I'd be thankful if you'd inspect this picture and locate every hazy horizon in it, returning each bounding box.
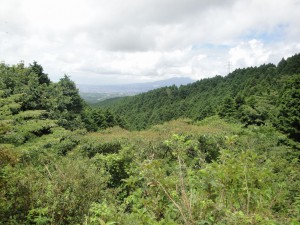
[1,0,300,85]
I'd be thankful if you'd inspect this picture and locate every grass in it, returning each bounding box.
[85,116,242,147]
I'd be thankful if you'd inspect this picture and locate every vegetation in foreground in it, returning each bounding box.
[0,56,300,224]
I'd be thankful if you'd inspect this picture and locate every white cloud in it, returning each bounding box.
[0,0,300,84]
[229,39,271,69]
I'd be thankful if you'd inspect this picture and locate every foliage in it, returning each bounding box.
[95,54,300,137]
[277,74,300,141]
[29,61,51,85]
[1,56,300,224]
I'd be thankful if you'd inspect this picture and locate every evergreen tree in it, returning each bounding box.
[29,61,50,85]
[278,74,300,141]
[219,96,236,119]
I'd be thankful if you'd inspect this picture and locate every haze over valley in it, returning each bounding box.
[78,77,195,103]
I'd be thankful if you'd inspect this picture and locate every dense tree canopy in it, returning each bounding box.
[0,62,125,131]
[96,54,300,139]
[278,74,300,140]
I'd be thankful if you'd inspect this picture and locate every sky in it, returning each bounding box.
[1,0,300,85]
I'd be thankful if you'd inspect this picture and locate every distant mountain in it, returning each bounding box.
[78,77,195,103]
[143,77,196,89]
[78,77,195,94]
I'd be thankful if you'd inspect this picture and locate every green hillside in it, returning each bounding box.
[1,57,300,224]
[96,54,300,141]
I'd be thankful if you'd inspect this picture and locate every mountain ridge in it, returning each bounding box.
[94,53,300,136]
[78,77,195,93]
[79,77,195,103]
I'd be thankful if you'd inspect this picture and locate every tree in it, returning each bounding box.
[219,96,236,119]
[278,74,300,141]
[57,75,83,112]
[92,109,108,129]
[277,58,287,74]
[29,61,50,85]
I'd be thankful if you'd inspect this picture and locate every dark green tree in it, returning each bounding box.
[277,58,287,74]
[57,75,84,113]
[278,74,300,141]
[29,61,50,85]
[92,109,108,129]
[219,96,236,119]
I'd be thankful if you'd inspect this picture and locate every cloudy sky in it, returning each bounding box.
[1,0,300,85]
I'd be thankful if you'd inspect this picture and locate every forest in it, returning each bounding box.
[0,54,300,224]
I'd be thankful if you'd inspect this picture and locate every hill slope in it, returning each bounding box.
[79,77,195,103]
[1,59,300,224]
[96,53,300,141]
